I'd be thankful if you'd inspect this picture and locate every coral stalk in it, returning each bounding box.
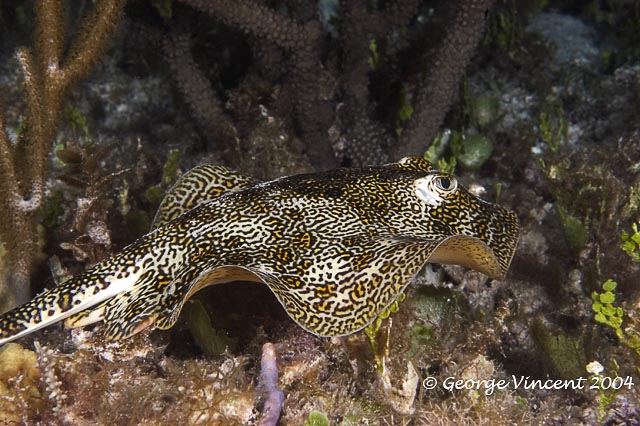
[396,0,496,159]
[159,29,240,162]
[178,0,337,169]
[0,0,126,312]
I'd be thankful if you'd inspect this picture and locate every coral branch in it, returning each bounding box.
[0,0,126,311]
[12,184,44,213]
[288,46,338,169]
[182,0,315,50]
[65,0,126,87]
[338,0,404,166]
[178,0,337,169]
[16,48,46,189]
[160,29,239,160]
[34,0,64,74]
[0,114,20,201]
[396,0,496,159]
[163,0,494,167]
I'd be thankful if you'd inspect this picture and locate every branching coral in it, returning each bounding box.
[0,1,126,312]
[177,0,337,168]
[159,28,241,163]
[397,0,496,159]
[137,0,495,169]
[339,0,422,166]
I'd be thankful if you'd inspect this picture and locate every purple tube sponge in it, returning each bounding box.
[258,342,284,426]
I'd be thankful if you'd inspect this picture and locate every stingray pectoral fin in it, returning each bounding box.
[99,265,264,339]
[150,264,327,337]
[153,265,266,331]
[100,270,175,340]
[264,239,441,337]
[64,300,109,328]
[427,235,506,280]
[152,164,260,228]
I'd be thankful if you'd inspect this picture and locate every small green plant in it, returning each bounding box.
[453,133,493,170]
[585,360,633,422]
[483,0,547,59]
[423,127,493,173]
[185,299,237,356]
[469,96,500,129]
[556,204,588,254]
[368,39,380,70]
[305,410,329,426]
[586,359,635,421]
[365,293,405,373]
[151,0,174,20]
[423,130,451,164]
[146,149,183,204]
[65,105,92,142]
[162,149,183,186]
[409,323,434,354]
[539,101,568,154]
[591,280,640,357]
[395,85,414,137]
[38,190,66,228]
[592,280,623,330]
[483,3,520,58]
[621,222,640,263]
[436,156,457,175]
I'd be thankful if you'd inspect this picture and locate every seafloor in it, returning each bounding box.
[0,1,639,425]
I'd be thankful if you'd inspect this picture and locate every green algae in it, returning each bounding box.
[305,410,330,426]
[532,318,587,380]
[185,299,237,356]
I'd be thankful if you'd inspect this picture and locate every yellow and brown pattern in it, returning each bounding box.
[0,157,519,344]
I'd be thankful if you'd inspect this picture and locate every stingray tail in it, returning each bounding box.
[0,257,145,346]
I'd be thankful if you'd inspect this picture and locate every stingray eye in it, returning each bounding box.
[436,177,452,191]
[414,174,458,206]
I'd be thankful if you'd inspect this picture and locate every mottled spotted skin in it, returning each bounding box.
[0,157,519,344]
[151,164,259,227]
